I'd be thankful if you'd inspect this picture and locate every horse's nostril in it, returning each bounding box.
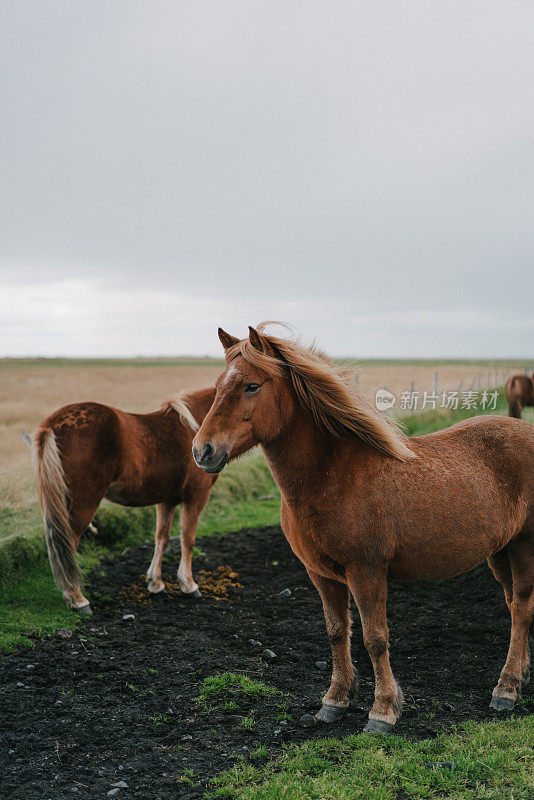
[202,442,215,463]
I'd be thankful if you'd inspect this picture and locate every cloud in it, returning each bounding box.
[2,278,531,358]
[0,2,533,356]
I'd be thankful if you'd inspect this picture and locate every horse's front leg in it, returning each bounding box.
[306,569,356,723]
[347,565,403,734]
[146,503,175,593]
[176,500,204,597]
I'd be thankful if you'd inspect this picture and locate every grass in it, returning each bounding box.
[197,672,284,704]
[209,717,534,799]
[0,540,109,650]
[195,672,288,738]
[0,561,82,650]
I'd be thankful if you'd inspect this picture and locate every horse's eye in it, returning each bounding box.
[244,383,260,394]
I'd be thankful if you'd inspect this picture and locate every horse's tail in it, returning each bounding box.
[33,427,81,595]
[506,377,522,419]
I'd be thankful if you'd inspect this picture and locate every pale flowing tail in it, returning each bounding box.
[32,428,81,597]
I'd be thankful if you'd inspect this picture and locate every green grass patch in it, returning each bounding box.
[197,672,284,706]
[196,672,288,721]
[0,523,47,585]
[209,717,534,799]
[0,560,80,650]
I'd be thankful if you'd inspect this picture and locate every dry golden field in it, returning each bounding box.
[1,360,224,509]
[0,357,529,509]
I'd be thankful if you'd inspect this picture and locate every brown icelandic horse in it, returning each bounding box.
[33,386,217,614]
[192,325,534,733]
[506,373,534,419]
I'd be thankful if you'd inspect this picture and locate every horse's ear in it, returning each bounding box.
[247,326,264,351]
[248,326,274,356]
[218,328,239,351]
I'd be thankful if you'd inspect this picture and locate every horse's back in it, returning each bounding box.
[413,414,534,510]
[105,407,196,506]
[40,401,122,457]
[417,413,534,447]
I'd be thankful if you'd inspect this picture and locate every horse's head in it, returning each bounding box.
[192,326,291,473]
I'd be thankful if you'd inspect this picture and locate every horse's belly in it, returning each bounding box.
[384,480,526,580]
[105,480,180,507]
[389,531,503,580]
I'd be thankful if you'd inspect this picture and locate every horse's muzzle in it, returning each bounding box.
[192,442,229,473]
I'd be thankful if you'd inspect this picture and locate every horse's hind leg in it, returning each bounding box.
[491,531,534,710]
[487,548,530,683]
[488,548,513,610]
[146,504,176,593]
[305,569,356,724]
[508,399,523,419]
[65,504,101,613]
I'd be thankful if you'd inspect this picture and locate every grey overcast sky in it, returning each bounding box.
[1,1,533,358]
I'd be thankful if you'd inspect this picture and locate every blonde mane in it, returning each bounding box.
[227,324,415,461]
[161,391,199,432]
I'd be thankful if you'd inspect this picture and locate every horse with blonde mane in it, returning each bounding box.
[33,386,216,613]
[193,324,534,732]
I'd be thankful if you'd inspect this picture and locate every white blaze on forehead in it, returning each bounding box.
[220,363,240,387]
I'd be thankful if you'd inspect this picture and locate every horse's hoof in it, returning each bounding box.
[299,713,318,728]
[147,581,166,594]
[77,604,92,615]
[489,695,514,711]
[364,717,394,734]
[182,588,202,598]
[315,704,346,723]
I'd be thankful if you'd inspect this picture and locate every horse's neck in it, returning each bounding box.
[262,406,343,504]
[188,387,217,424]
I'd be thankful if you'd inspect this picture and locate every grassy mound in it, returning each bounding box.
[209,717,534,799]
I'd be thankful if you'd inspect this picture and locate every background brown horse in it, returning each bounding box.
[33,386,216,613]
[193,325,534,733]
[506,373,534,418]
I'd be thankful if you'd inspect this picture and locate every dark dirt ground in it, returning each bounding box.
[1,525,532,800]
